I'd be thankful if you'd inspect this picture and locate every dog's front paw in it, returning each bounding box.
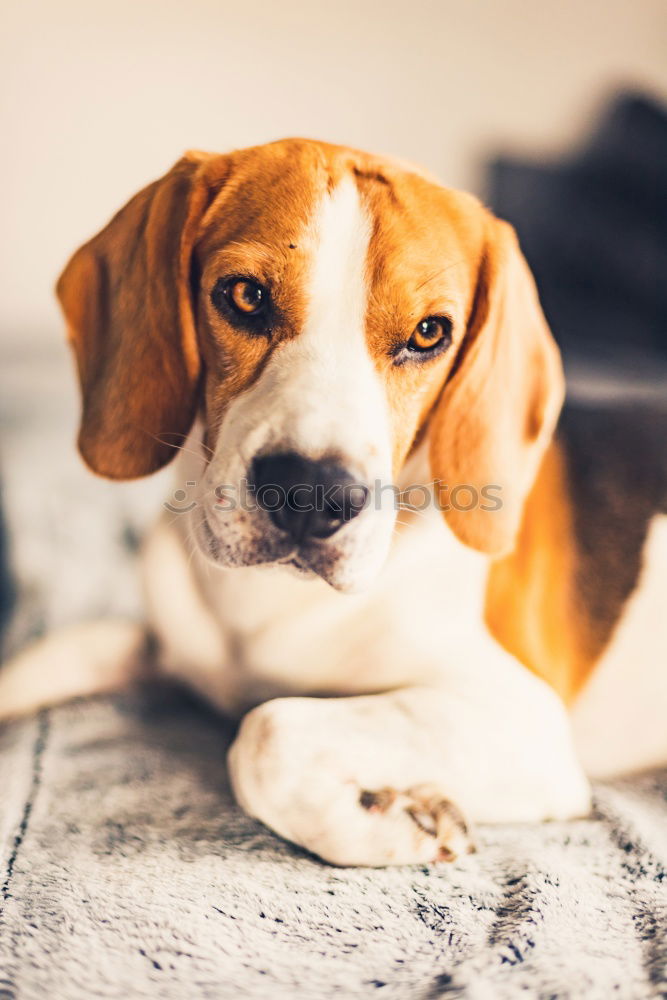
[227,698,474,867]
[359,784,474,863]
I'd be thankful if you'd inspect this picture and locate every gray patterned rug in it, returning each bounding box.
[1,684,666,1000]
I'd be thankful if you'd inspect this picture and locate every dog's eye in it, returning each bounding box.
[392,316,453,366]
[408,316,452,354]
[228,278,265,315]
[211,276,270,326]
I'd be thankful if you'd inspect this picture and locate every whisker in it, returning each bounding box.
[415,259,464,292]
[148,431,212,466]
[395,479,439,498]
[185,510,205,572]
[396,506,431,520]
[164,509,186,530]
[134,424,214,466]
[163,430,215,459]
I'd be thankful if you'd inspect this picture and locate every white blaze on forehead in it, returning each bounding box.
[305,175,372,351]
[272,173,391,471]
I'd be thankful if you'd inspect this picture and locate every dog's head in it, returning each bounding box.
[57,139,563,592]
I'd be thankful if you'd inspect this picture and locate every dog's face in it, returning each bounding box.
[57,140,563,592]
[192,147,484,591]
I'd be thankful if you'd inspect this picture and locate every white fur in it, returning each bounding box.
[194,177,395,592]
[0,621,145,721]
[228,679,589,867]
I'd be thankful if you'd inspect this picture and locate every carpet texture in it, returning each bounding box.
[1,685,666,1000]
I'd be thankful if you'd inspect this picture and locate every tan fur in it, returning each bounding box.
[356,168,484,471]
[56,153,227,478]
[429,218,564,556]
[485,441,595,702]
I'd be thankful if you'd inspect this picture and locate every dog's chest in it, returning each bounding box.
[148,508,491,715]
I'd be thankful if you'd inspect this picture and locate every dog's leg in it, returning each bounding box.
[228,663,591,867]
[0,620,148,722]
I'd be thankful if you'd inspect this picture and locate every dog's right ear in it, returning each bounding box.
[56,152,229,479]
[428,214,564,556]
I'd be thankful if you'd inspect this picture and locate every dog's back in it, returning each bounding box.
[562,398,667,775]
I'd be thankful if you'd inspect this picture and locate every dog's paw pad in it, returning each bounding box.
[360,782,475,862]
[358,787,398,813]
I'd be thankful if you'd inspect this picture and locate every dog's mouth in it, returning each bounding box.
[195,510,328,581]
[192,495,393,594]
[278,554,318,579]
[281,555,307,570]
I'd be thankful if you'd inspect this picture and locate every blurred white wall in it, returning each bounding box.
[2,0,666,339]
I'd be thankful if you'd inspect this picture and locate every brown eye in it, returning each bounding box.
[211,276,270,327]
[228,278,264,314]
[407,316,453,354]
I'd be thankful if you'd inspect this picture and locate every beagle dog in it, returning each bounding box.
[1,139,666,866]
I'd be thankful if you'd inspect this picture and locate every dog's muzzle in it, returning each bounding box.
[250,452,370,545]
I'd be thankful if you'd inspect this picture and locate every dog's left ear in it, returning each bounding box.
[429,214,564,556]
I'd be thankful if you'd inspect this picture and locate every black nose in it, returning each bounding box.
[251,452,370,543]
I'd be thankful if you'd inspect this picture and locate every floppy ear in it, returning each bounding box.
[56,152,226,479]
[429,215,564,556]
